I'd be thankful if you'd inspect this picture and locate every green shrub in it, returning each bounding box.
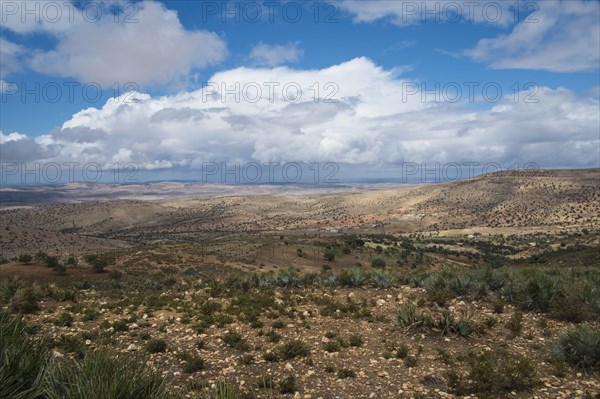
[550,325,600,371]
[324,340,341,353]
[18,254,33,264]
[55,311,74,327]
[91,258,109,274]
[395,343,410,359]
[277,340,310,360]
[112,319,128,333]
[222,331,250,351]
[323,251,335,262]
[451,349,537,395]
[507,311,523,338]
[349,334,364,347]
[145,339,167,353]
[371,258,386,268]
[43,349,171,399]
[278,375,296,394]
[0,311,48,399]
[179,351,204,373]
[336,368,356,379]
[265,330,281,343]
[9,286,40,314]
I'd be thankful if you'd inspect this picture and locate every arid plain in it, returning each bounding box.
[1,169,599,398]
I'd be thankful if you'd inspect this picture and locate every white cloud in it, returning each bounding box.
[1,1,227,87]
[9,58,598,171]
[466,0,600,72]
[339,0,516,26]
[0,131,27,144]
[0,37,24,79]
[249,42,304,66]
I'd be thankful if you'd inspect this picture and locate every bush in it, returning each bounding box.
[222,331,250,351]
[324,340,341,353]
[145,339,167,353]
[9,286,39,314]
[43,349,172,399]
[371,258,386,269]
[450,349,537,395]
[109,270,122,281]
[179,351,204,373]
[278,375,296,394]
[0,311,48,399]
[18,254,33,264]
[91,258,108,274]
[44,256,60,268]
[550,325,600,371]
[277,340,310,360]
[336,368,356,379]
[55,311,74,327]
[323,251,335,262]
[349,334,364,347]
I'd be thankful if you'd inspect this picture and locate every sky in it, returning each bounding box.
[0,0,599,184]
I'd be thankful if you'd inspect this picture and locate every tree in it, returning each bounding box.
[35,251,48,262]
[83,254,98,264]
[91,258,108,273]
[18,254,32,264]
[65,256,78,266]
[44,256,59,268]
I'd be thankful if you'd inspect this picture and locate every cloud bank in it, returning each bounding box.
[2,58,598,172]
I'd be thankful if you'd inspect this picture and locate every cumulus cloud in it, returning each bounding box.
[250,42,304,66]
[466,0,599,72]
[9,58,599,172]
[0,37,24,79]
[0,130,50,162]
[1,0,227,86]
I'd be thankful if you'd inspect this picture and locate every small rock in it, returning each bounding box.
[127,344,138,352]
[285,363,294,371]
[85,339,92,346]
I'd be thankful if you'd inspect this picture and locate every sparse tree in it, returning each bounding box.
[18,254,32,264]
[91,258,108,273]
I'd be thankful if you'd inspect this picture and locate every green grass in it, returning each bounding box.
[43,350,172,399]
[0,310,47,399]
[550,324,600,371]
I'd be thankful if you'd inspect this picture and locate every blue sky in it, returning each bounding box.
[1,0,599,183]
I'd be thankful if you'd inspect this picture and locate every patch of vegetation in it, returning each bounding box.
[448,349,537,395]
[43,349,172,399]
[145,338,167,353]
[276,340,310,360]
[549,324,600,371]
[222,331,250,351]
[179,351,205,373]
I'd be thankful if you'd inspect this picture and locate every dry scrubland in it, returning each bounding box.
[1,169,599,399]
